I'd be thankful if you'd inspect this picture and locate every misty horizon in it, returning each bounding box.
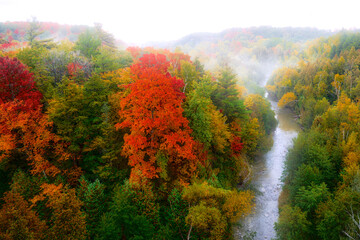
[1,0,359,44]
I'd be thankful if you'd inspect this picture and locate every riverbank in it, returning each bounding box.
[237,95,301,240]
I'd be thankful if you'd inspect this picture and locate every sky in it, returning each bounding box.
[0,0,359,45]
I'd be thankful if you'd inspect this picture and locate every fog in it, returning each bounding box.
[0,0,359,44]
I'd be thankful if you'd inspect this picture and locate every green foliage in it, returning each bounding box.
[275,205,311,240]
[48,75,108,175]
[96,181,156,240]
[26,18,54,49]
[211,66,248,122]
[0,34,276,239]
[75,30,101,59]
[78,178,106,239]
[276,32,360,239]
[93,47,132,73]
[184,75,215,148]
[295,183,330,216]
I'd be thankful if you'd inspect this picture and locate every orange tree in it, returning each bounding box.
[116,54,201,186]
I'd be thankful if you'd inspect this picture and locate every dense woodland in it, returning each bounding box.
[0,20,278,239]
[267,33,360,239]
[2,19,360,240]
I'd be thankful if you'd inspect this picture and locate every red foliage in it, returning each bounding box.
[168,52,191,71]
[127,46,142,59]
[132,53,170,74]
[7,35,13,42]
[231,136,244,156]
[117,54,199,185]
[0,42,20,50]
[0,57,42,110]
[67,62,83,78]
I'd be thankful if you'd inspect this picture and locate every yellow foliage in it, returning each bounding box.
[237,118,263,155]
[266,84,276,94]
[278,92,297,108]
[32,183,87,239]
[186,204,227,240]
[235,84,247,99]
[209,105,231,153]
[343,152,360,167]
[343,164,360,184]
[222,190,254,223]
[342,132,359,155]
[183,181,254,239]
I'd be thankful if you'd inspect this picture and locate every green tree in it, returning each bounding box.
[96,181,156,240]
[75,30,101,59]
[211,66,247,122]
[275,205,311,240]
[26,18,54,48]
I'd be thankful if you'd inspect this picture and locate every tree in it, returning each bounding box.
[0,102,69,178]
[278,92,297,108]
[96,181,156,240]
[332,74,345,100]
[48,75,108,174]
[0,56,42,110]
[32,183,87,240]
[184,75,227,150]
[26,18,53,48]
[75,30,101,59]
[0,191,47,240]
[182,181,254,240]
[211,66,247,122]
[94,23,116,49]
[244,94,276,134]
[275,205,311,240]
[78,178,106,238]
[116,54,199,185]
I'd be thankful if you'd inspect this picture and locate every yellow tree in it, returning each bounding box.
[332,74,345,100]
[32,183,87,240]
[182,181,254,240]
[278,92,297,108]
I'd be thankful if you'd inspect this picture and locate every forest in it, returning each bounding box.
[1,19,360,240]
[0,20,277,239]
[267,32,360,239]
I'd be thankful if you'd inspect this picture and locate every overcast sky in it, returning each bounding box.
[0,0,359,45]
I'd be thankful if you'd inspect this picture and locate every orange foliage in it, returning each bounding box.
[116,54,199,185]
[278,92,297,108]
[0,191,47,240]
[32,183,87,239]
[0,102,70,177]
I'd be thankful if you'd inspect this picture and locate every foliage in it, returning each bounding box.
[0,56,42,110]
[116,54,199,186]
[0,191,47,240]
[0,25,279,239]
[275,32,360,239]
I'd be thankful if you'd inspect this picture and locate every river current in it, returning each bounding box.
[237,93,301,240]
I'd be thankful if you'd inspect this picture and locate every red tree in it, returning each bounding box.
[67,62,83,78]
[116,54,199,185]
[230,136,244,156]
[0,57,42,110]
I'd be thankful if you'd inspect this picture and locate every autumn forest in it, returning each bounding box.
[0,19,360,240]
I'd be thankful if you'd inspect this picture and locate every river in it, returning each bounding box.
[237,93,301,240]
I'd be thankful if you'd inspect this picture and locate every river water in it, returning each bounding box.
[237,94,301,240]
